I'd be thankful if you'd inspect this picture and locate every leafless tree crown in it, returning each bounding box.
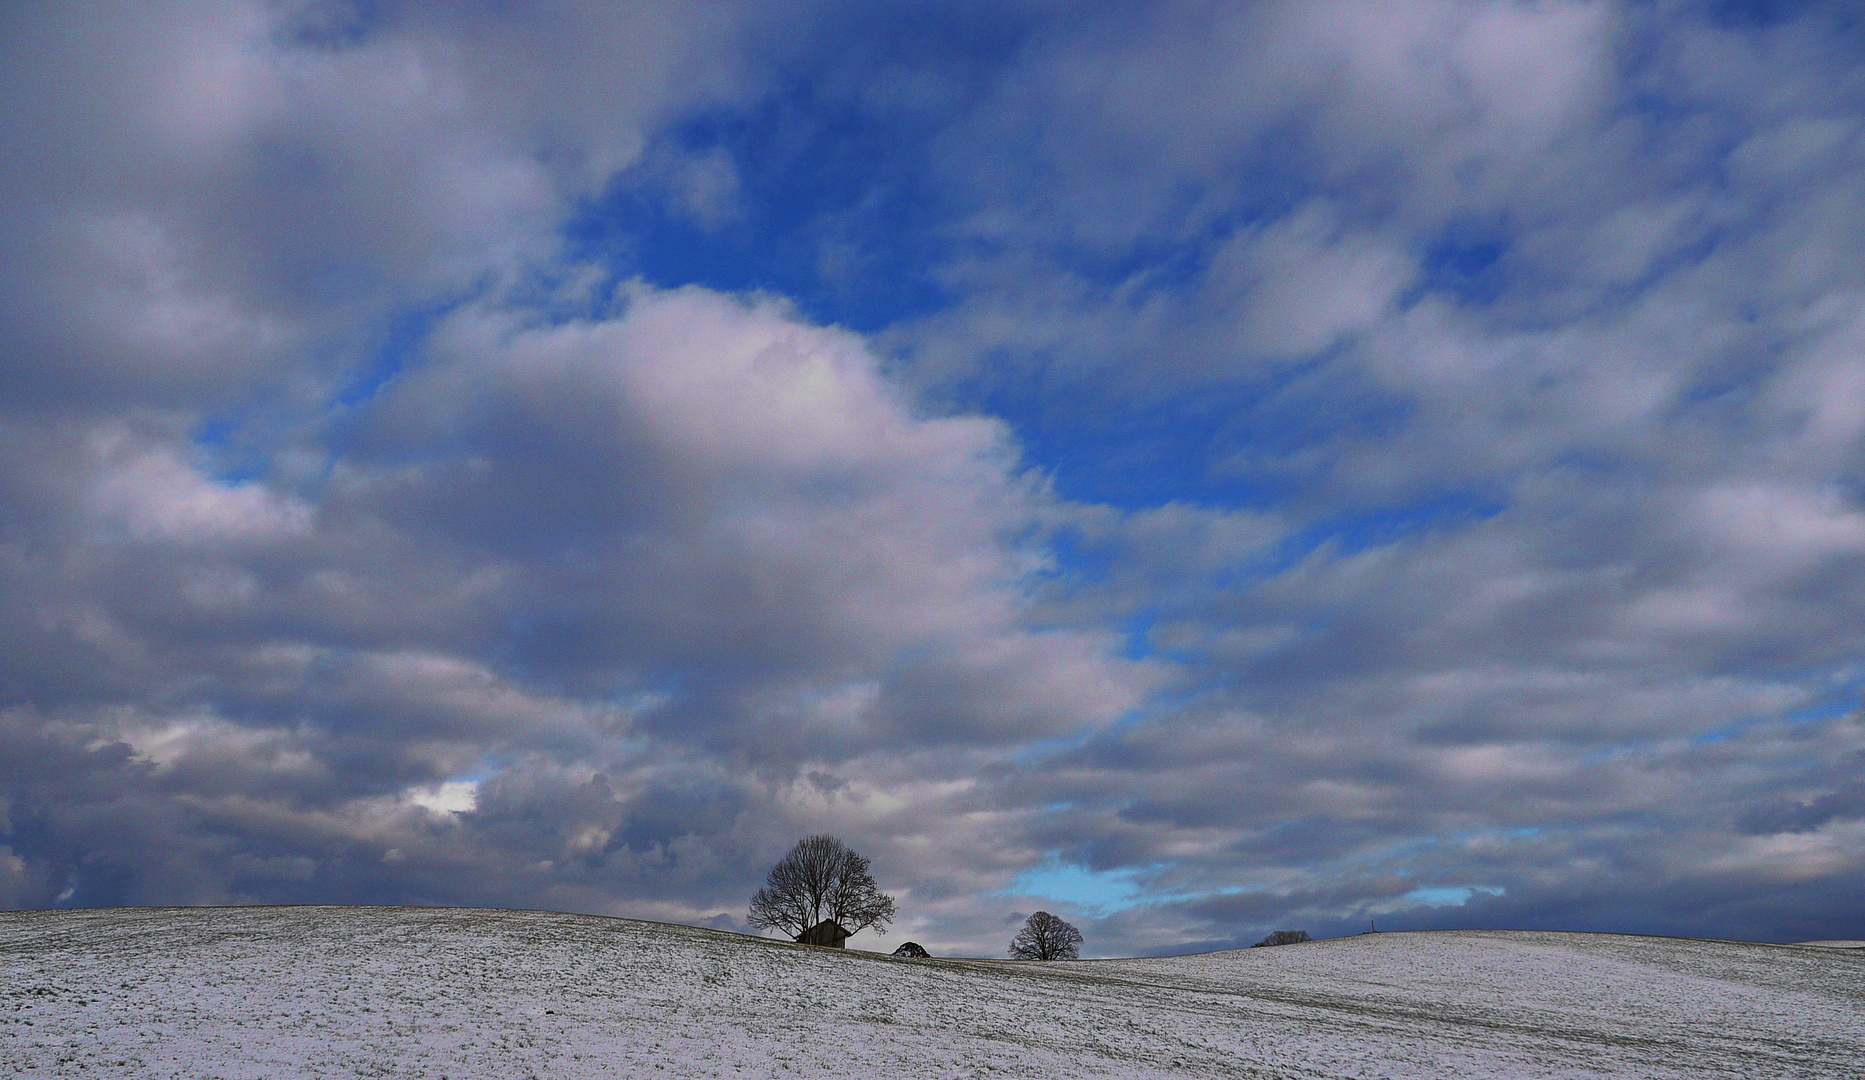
[1008,910,1082,960]
[747,834,896,939]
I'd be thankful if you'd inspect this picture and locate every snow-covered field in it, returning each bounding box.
[3,906,1860,1078]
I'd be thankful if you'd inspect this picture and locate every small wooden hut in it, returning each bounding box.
[795,919,851,948]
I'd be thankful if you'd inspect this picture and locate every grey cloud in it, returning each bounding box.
[3,0,1131,928]
[0,0,773,415]
[1739,778,1865,836]
[0,277,1156,924]
[335,287,1158,750]
[896,0,1865,936]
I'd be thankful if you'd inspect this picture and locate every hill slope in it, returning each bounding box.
[3,906,1861,1078]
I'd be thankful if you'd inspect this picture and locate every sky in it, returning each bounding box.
[1,0,1862,958]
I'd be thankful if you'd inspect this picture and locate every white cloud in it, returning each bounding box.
[406,780,479,817]
[87,440,314,544]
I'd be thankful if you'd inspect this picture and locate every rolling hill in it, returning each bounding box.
[3,906,1860,1078]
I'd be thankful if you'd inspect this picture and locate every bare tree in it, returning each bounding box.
[1253,929,1310,947]
[747,835,896,939]
[1008,910,1082,960]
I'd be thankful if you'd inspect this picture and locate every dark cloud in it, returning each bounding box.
[1740,779,1865,836]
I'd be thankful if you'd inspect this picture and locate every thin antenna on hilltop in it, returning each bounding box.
[1369,918,1378,934]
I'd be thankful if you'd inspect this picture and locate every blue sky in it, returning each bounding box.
[1,0,1863,956]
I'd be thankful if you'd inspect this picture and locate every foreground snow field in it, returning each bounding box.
[3,907,1860,1079]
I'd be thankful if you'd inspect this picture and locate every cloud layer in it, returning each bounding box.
[2,0,1863,955]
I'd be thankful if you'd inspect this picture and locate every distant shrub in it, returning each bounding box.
[1253,929,1310,947]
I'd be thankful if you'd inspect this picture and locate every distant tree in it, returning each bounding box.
[1253,929,1310,947]
[747,835,896,939]
[1009,911,1082,960]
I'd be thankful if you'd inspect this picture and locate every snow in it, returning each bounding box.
[3,907,1861,1078]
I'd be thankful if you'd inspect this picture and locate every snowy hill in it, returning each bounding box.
[4,906,1861,1078]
